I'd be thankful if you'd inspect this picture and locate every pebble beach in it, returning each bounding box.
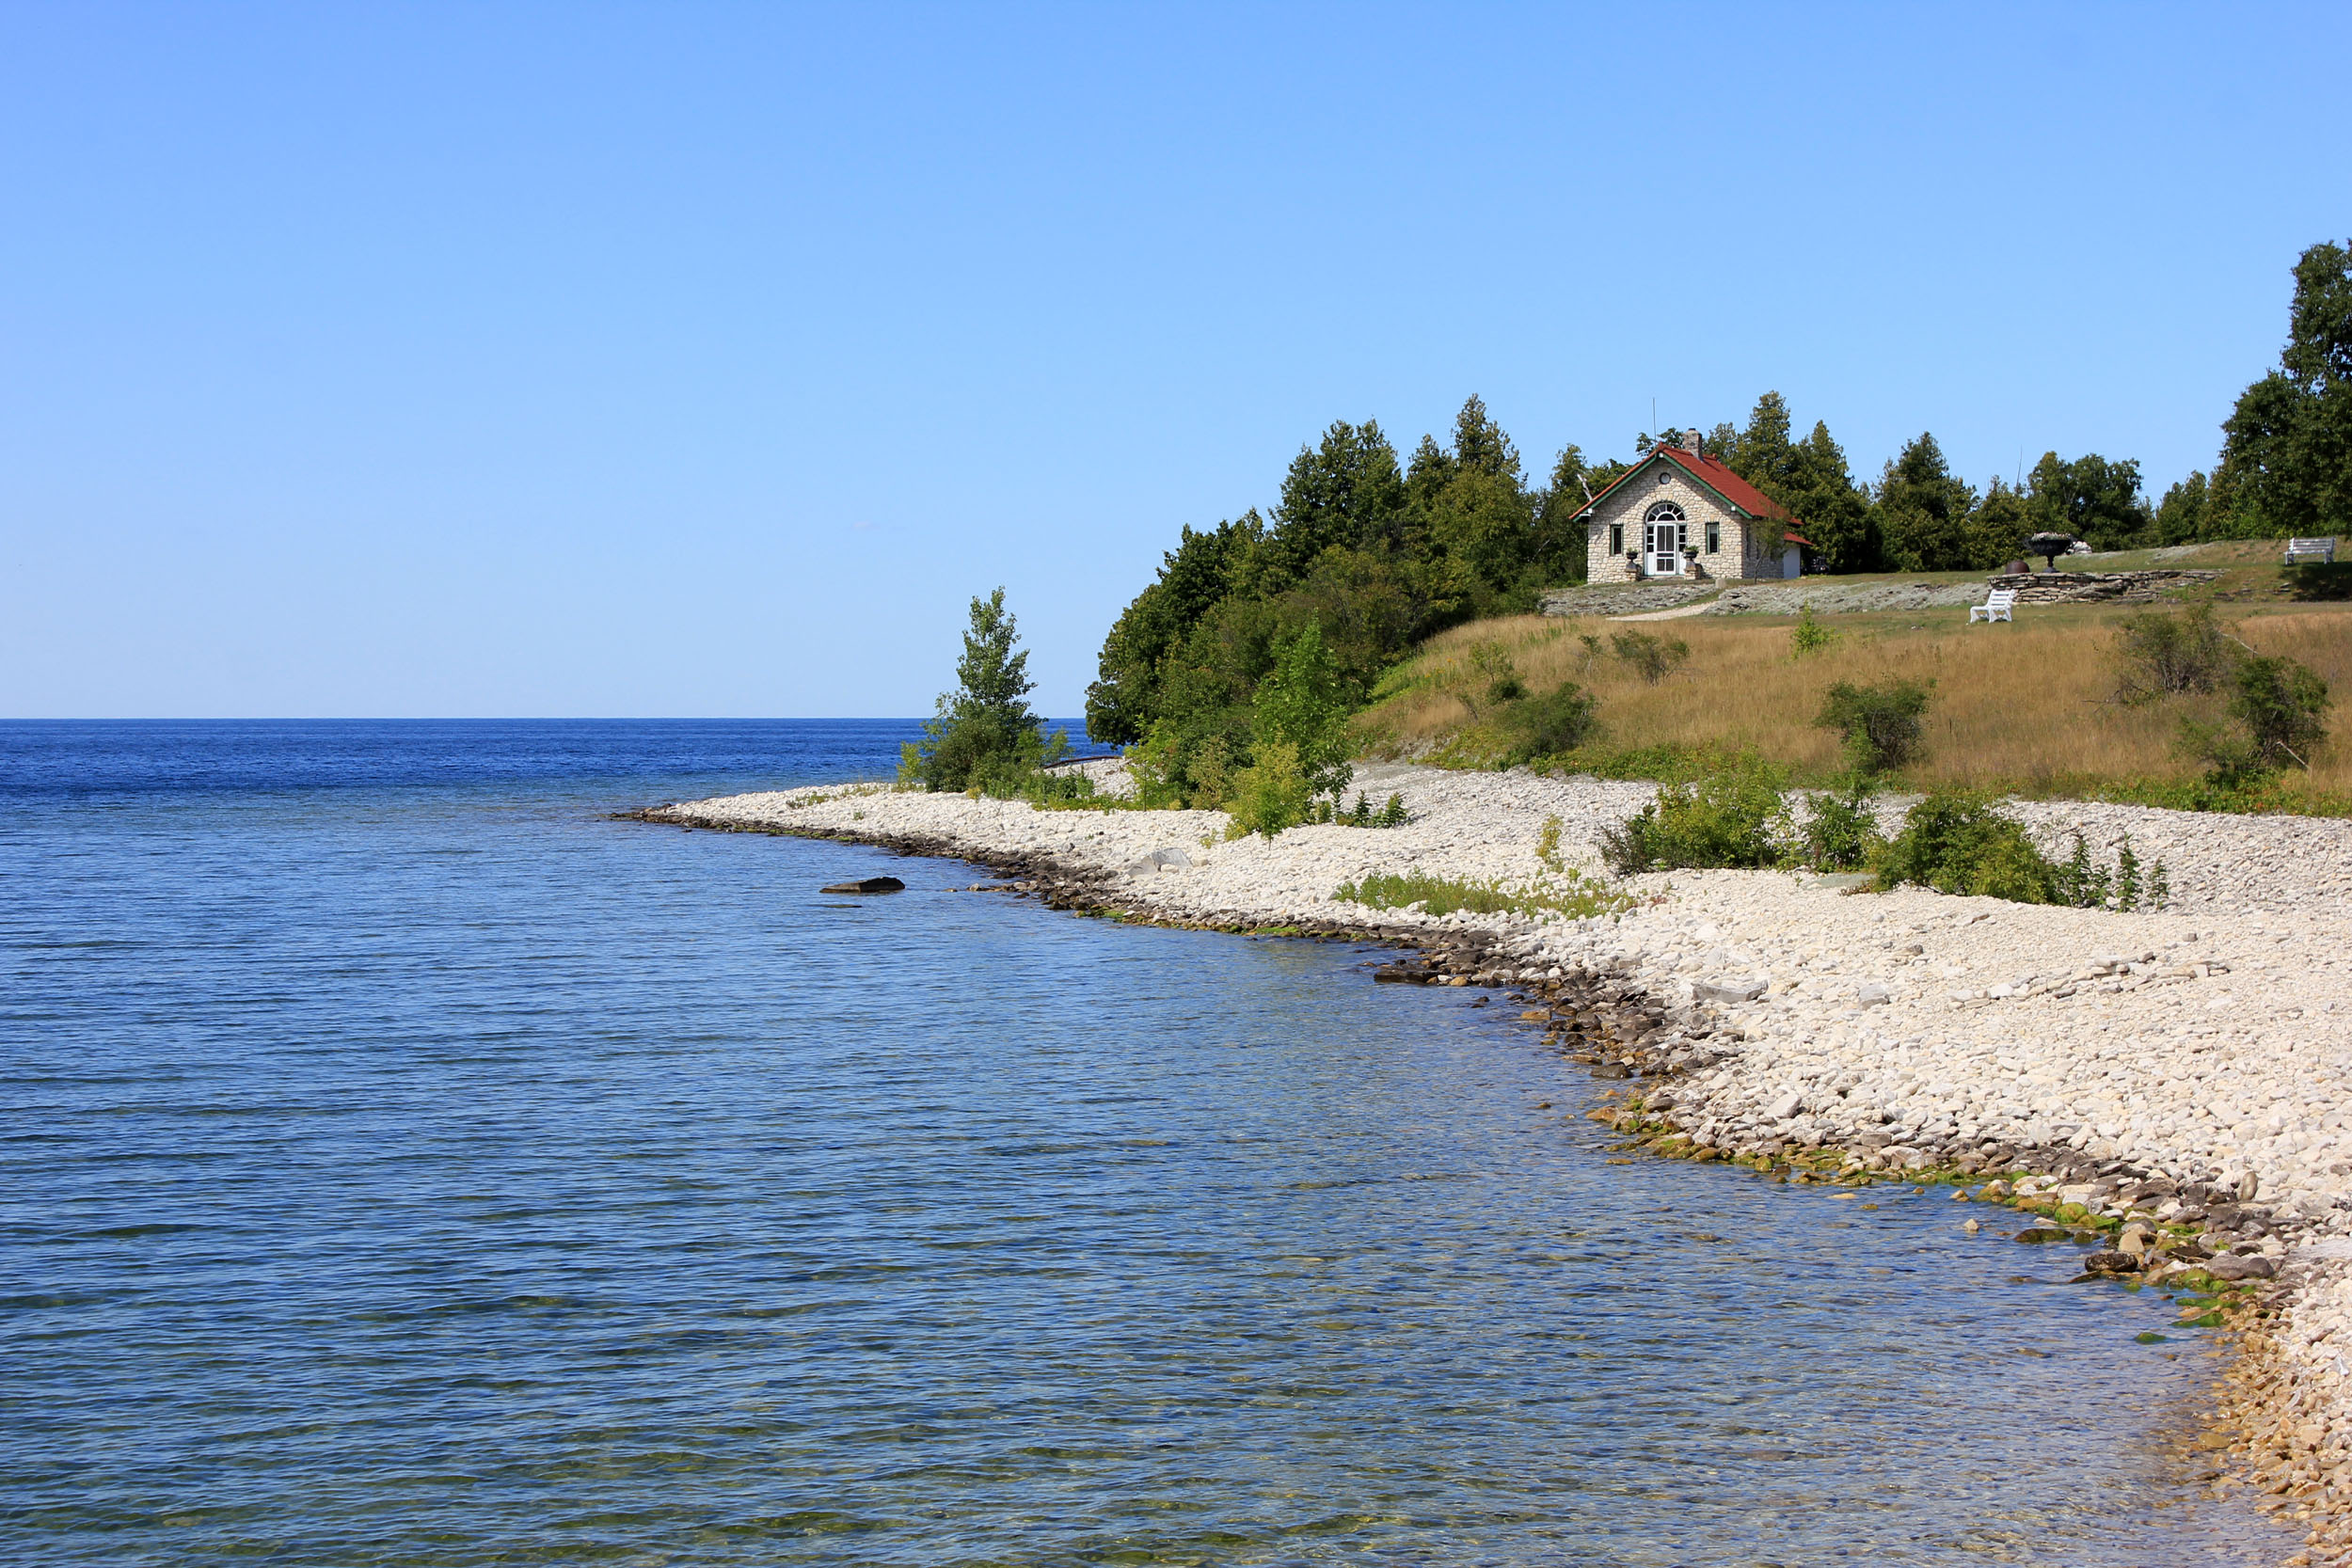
[648,762,2352,1563]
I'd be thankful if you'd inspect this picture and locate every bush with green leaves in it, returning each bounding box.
[1814,679,1933,775]
[1798,776,1883,871]
[2114,602,2235,704]
[1214,622,1360,837]
[1872,790,2056,900]
[1498,679,1600,766]
[1610,629,1690,684]
[1342,791,1409,828]
[1875,790,2168,908]
[1598,752,1791,875]
[1470,643,1525,707]
[1789,602,1843,657]
[2177,653,2331,784]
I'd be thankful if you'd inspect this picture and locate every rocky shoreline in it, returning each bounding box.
[631,762,2352,1563]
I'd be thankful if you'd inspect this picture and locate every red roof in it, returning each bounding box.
[1656,446,1789,521]
[1576,444,1795,526]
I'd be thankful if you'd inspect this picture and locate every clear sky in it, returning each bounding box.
[3,2,2345,719]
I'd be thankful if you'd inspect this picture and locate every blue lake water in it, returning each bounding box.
[0,721,2290,1565]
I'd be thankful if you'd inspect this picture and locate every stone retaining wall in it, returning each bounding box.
[1988,569,2224,603]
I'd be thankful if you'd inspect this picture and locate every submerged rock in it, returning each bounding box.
[820,877,906,895]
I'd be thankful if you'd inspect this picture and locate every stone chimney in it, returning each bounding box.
[1684,428,1703,452]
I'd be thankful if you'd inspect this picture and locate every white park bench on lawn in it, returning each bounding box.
[1969,588,2017,624]
[2284,537,2338,564]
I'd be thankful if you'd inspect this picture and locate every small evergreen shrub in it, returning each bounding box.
[1815,679,1933,775]
[1874,790,2054,900]
[1341,791,1412,828]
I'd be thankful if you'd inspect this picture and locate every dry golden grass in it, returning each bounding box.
[1356,602,2352,796]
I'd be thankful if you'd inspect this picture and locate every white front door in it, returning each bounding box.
[1646,518,1682,576]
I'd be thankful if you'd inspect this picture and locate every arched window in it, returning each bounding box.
[1642,501,1687,575]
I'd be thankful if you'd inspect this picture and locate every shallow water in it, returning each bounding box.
[0,722,2290,1564]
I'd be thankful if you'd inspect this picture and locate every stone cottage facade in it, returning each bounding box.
[1578,435,1806,584]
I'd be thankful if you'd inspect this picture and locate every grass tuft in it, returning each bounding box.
[1330,868,1634,921]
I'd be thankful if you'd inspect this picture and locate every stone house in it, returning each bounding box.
[1577,433,1807,583]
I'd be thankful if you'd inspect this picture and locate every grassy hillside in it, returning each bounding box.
[1356,595,2352,811]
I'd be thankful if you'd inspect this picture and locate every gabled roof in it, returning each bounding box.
[1576,444,1792,524]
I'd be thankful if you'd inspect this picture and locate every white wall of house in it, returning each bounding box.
[1583,463,1781,582]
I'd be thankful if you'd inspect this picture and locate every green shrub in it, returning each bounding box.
[1789,602,1843,657]
[1535,813,1565,872]
[1340,790,1411,828]
[1500,680,1600,765]
[1611,629,1690,684]
[1798,777,1883,871]
[1253,621,1357,802]
[1599,752,1791,874]
[1875,791,2167,908]
[1331,868,1632,921]
[2114,602,2235,703]
[2230,654,2330,769]
[1224,739,1311,839]
[1815,679,1933,775]
[1874,790,2050,898]
[2177,654,2330,785]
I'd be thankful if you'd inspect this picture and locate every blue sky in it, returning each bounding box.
[2,2,2345,718]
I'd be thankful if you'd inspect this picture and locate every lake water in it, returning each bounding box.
[0,721,2289,1565]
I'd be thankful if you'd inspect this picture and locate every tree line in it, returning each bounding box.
[1085,239,2351,787]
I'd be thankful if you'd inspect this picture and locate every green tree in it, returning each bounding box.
[1531,443,1597,584]
[1250,621,1355,801]
[1964,477,2036,569]
[1874,433,1979,572]
[1266,420,1406,582]
[1086,515,1257,744]
[906,588,1061,791]
[2153,470,2211,545]
[2027,451,2152,551]
[2217,240,2352,537]
[1720,395,1876,574]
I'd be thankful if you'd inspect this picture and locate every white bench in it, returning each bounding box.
[1969,588,2017,624]
[2285,537,2338,564]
